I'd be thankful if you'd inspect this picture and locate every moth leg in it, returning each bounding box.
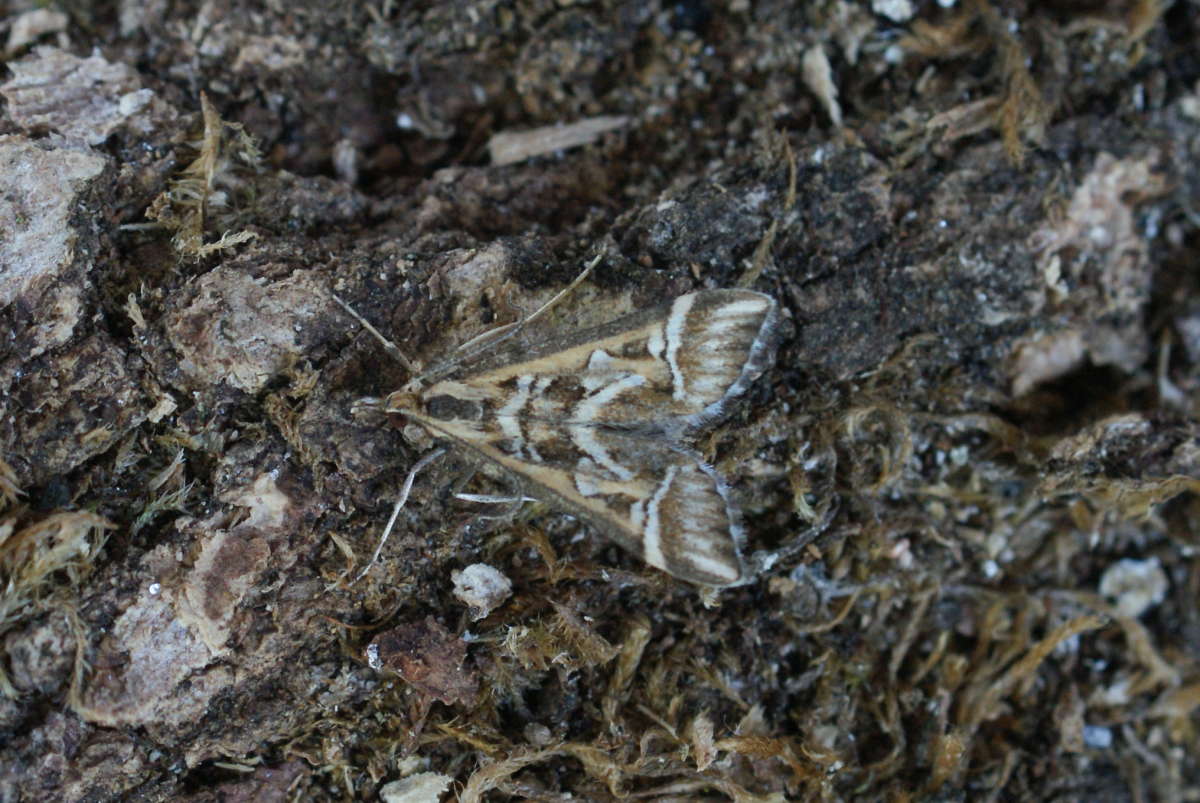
[350,446,447,584]
[454,474,532,520]
[448,469,529,517]
[520,253,601,328]
[330,293,420,374]
[455,492,529,504]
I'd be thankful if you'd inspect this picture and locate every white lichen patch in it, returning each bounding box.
[1099,557,1168,618]
[452,564,513,620]
[0,137,105,310]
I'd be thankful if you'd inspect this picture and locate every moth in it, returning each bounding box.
[340,277,780,587]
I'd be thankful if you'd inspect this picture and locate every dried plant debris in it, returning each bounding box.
[487,115,630,166]
[0,506,112,698]
[145,93,261,257]
[0,458,22,510]
[5,9,69,53]
[801,45,842,129]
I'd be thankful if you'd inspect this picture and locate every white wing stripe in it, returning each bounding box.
[497,375,534,454]
[641,466,677,570]
[569,373,646,480]
[665,294,696,402]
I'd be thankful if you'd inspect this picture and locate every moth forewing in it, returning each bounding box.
[379,287,780,587]
[436,289,780,426]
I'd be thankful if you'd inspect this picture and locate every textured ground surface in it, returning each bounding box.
[1,1,1198,800]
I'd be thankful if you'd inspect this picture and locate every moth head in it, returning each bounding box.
[383,388,421,416]
[382,376,424,413]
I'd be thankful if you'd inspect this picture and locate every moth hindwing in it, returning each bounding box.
[387,288,780,587]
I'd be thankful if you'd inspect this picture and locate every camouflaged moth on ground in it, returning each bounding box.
[339,273,780,587]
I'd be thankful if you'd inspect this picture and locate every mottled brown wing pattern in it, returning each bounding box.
[387,289,779,586]
[434,290,778,429]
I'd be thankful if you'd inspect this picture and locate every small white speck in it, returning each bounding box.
[1088,224,1112,246]
[1098,677,1132,706]
[1083,725,1112,749]
[982,559,1000,579]
[366,642,381,670]
[396,112,415,130]
[872,0,914,23]
[148,582,161,595]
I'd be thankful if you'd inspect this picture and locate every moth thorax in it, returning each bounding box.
[422,393,484,422]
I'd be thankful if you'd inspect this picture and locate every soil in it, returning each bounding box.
[1,1,1198,800]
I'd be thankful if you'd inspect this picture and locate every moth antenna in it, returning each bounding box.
[521,253,600,328]
[454,467,531,518]
[450,254,602,363]
[450,319,521,356]
[350,446,447,584]
[331,293,420,375]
